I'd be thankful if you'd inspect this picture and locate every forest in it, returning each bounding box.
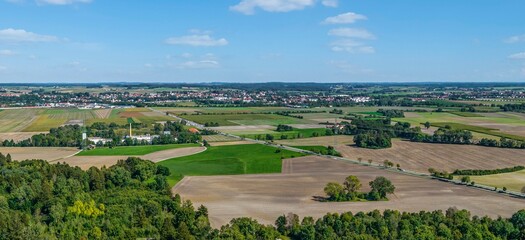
[1,154,525,239]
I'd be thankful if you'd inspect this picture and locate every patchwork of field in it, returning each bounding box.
[56,146,206,170]
[335,140,525,173]
[174,156,525,227]
[159,144,306,185]
[182,113,311,126]
[467,170,525,192]
[0,147,79,161]
[393,111,525,140]
[156,106,292,115]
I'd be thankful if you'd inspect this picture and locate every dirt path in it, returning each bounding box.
[173,156,525,228]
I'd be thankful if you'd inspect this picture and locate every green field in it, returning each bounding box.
[448,112,484,117]
[158,144,306,185]
[0,109,44,132]
[239,128,330,140]
[182,113,308,126]
[431,122,525,141]
[465,170,525,192]
[77,143,199,156]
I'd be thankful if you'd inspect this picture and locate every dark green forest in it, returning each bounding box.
[1,154,525,239]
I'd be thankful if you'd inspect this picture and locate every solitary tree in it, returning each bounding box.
[424,121,431,129]
[343,175,361,194]
[461,176,471,184]
[369,177,396,199]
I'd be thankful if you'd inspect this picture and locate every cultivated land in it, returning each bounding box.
[181,113,310,126]
[201,134,240,142]
[55,146,206,170]
[174,156,525,228]
[76,143,200,156]
[335,140,525,173]
[0,109,42,132]
[275,135,355,146]
[159,144,306,185]
[467,170,525,192]
[0,132,46,142]
[0,147,79,161]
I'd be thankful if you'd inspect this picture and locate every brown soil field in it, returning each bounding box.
[173,156,525,228]
[55,147,206,169]
[335,140,525,173]
[202,135,239,142]
[288,124,328,129]
[0,147,79,161]
[93,109,112,119]
[275,135,355,146]
[0,132,45,142]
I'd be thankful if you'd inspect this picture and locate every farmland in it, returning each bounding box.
[0,108,42,132]
[159,144,306,185]
[335,140,525,173]
[466,170,525,192]
[174,156,525,227]
[181,113,309,126]
[76,143,200,156]
[0,147,79,161]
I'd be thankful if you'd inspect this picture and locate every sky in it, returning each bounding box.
[0,0,524,83]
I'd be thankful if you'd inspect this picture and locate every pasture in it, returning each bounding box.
[159,144,306,185]
[335,140,525,173]
[174,156,525,227]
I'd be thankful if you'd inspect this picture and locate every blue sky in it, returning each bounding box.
[0,0,524,83]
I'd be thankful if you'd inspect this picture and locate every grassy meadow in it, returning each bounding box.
[77,143,200,156]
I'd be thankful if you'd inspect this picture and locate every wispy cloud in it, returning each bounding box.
[0,28,59,43]
[323,12,367,24]
[329,28,375,39]
[509,52,525,59]
[505,34,525,44]
[166,31,228,47]
[321,0,338,7]
[331,39,375,54]
[230,0,316,15]
[0,49,16,56]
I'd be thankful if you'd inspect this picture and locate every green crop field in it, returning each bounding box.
[181,113,308,126]
[449,112,484,117]
[0,109,43,132]
[239,128,330,140]
[77,143,199,156]
[158,144,306,185]
[466,170,525,192]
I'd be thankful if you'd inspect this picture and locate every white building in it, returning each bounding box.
[88,137,113,145]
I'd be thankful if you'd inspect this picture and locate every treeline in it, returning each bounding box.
[479,138,525,149]
[276,124,293,132]
[1,156,525,238]
[500,103,525,112]
[275,111,304,119]
[453,166,525,176]
[347,118,421,149]
[0,121,201,148]
[411,127,473,145]
[378,109,405,118]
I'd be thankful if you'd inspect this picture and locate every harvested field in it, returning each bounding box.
[174,156,525,228]
[56,147,206,169]
[202,135,239,142]
[335,140,525,173]
[0,147,79,161]
[0,132,45,142]
[0,109,41,132]
[93,109,112,119]
[275,135,355,146]
[467,170,525,192]
[210,125,274,131]
[288,124,328,129]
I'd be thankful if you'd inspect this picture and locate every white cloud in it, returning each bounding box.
[0,28,58,43]
[321,0,338,7]
[331,39,375,54]
[0,49,16,56]
[166,34,228,47]
[509,52,525,59]
[231,0,315,15]
[177,60,219,69]
[36,0,91,5]
[505,34,525,44]
[329,28,375,39]
[323,12,367,24]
